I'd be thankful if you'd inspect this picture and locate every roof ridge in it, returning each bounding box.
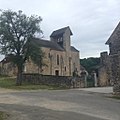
[52,26,69,32]
[50,26,72,37]
[106,21,120,44]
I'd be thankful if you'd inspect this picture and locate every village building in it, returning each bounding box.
[0,26,80,76]
[98,21,120,93]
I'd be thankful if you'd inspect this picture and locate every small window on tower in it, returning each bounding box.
[57,55,59,65]
[57,37,63,42]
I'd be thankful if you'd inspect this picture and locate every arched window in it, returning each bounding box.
[65,66,66,71]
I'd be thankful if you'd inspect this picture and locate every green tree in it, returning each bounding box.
[80,57,100,74]
[28,39,45,74]
[0,10,44,85]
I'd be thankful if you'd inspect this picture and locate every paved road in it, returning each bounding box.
[77,87,113,93]
[0,88,120,120]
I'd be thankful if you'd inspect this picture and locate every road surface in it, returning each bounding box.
[0,87,119,120]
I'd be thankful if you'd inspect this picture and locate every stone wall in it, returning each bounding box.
[99,51,120,94]
[99,22,120,94]
[22,73,85,88]
[0,62,17,76]
[24,46,80,77]
[110,53,120,94]
[71,51,80,76]
[98,52,111,86]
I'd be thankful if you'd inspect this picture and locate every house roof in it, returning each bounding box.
[0,57,11,64]
[71,46,79,52]
[33,38,64,51]
[33,38,79,52]
[106,22,120,45]
[50,26,73,37]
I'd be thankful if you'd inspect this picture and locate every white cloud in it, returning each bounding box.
[0,0,120,60]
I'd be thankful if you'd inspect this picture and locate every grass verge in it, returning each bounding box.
[0,76,68,90]
[0,111,9,120]
[108,95,120,100]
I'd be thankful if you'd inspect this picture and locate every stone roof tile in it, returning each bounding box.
[33,38,64,51]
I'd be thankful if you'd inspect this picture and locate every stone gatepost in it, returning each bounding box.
[84,74,87,88]
[81,71,87,87]
[93,72,98,87]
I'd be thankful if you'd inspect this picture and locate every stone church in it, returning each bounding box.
[98,21,120,93]
[0,26,80,76]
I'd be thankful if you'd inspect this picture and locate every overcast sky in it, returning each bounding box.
[0,0,120,59]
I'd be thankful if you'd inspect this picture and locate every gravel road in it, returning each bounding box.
[0,87,119,120]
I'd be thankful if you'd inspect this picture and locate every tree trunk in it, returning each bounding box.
[16,65,23,86]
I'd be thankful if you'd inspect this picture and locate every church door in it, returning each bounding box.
[55,70,59,76]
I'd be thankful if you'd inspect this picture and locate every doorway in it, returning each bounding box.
[55,70,59,76]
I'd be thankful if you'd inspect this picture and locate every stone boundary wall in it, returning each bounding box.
[22,73,85,88]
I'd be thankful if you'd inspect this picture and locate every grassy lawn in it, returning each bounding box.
[0,76,68,90]
[0,111,9,120]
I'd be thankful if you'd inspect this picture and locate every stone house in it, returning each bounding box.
[0,26,80,76]
[99,21,120,93]
[0,57,17,76]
